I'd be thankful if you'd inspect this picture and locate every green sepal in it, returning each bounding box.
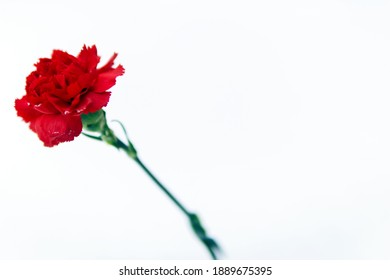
[101,127,118,146]
[111,120,138,159]
[81,110,106,132]
[81,132,102,141]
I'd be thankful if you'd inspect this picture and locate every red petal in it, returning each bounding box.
[76,91,111,114]
[15,97,41,122]
[54,74,67,88]
[46,94,72,114]
[77,45,100,72]
[67,82,83,98]
[93,65,125,92]
[97,53,118,73]
[51,50,77,72]
[34,58,52,76]
[30,114,82,147]
[33,100,59,114]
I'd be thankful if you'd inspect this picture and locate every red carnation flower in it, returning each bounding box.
[15,45,124,147]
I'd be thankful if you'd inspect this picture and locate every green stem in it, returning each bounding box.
[82,113,220,260]
[114,138,219,260]
[133,156,191,217]
[134,156,219,260]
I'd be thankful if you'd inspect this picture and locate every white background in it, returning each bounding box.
[0,0,389,259]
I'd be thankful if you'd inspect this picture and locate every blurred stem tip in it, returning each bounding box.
[81,110,221,260]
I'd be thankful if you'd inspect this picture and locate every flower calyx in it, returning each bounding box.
[81,110,137,159]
